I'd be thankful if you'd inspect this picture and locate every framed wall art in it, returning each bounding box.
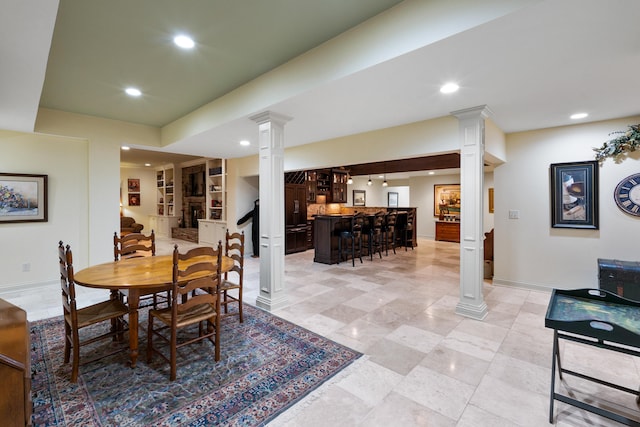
[127,178,140,193]
[128,193,141,206]
[488,188,494,213]
[353,190,366,207]
[0,173,48,223]
[388,192,398,208]
[434,184,460,217]
[550,160,599,229]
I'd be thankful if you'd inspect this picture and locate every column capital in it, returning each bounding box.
[450,105,492,121]
[249,111,292,126]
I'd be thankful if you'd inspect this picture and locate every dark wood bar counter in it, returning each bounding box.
[313,207,417,264]
[313,215,352,264]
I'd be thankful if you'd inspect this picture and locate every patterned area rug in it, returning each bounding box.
[30,304,361,426]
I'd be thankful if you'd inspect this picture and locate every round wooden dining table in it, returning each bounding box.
[74,254,234,368]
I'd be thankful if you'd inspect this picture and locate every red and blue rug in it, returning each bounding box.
[30,304,361,426]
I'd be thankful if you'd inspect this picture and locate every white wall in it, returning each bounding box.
[120,166,157,232]
[494,115,640,290]
[0,130,89,290]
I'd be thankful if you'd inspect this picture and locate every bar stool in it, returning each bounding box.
[383,211,397,255]
[338,213,364,266]
[403,210,415,250]
[365,212,384,260]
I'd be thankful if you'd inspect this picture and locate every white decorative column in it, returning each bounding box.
[250,111,291,311]
[451,105,491,320]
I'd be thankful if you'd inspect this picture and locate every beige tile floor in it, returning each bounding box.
[3,237,639,426]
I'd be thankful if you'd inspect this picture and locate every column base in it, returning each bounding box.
[455,300,488,320]
[255,293,289,312]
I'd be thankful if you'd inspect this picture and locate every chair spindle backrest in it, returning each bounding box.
[225,230,245,283]
[114,230,156,261]
[172,243,222,317]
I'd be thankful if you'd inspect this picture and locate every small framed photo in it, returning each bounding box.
[353,190,366,207]
[127,178,140,192]
[388,192,399,208]
[550,160,599,229]
[0,173,48,223]
[128,193,140,206]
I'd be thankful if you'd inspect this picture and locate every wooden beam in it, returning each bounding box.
[345,153,460,176]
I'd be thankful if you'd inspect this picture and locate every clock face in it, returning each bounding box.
[614,173,640,216]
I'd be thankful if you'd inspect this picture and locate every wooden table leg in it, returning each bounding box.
[127,289,140,368]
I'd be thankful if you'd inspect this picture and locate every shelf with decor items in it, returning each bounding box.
[156,165,178,217]
[199,158,227,245]
[306,168,348,203]
[153,164,179,237]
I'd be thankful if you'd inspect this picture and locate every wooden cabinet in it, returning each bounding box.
[306,171,317,202]
[306,169,347,203]
[149,214,179,237]
[331,170,348,203]
[307,219,314,249]
[0,299,31,427]
[198,220,226,246]
[285,183,308,254]
[435,220,460,242]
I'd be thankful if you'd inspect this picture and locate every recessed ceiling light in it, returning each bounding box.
[428,171,435,175]
[121,146,130,150]
[570,112,588,120]
[174,35,195,49]
[145,163,151,167]
[125,87,141,97]
[440,82,459,94]
[239,140,250,146]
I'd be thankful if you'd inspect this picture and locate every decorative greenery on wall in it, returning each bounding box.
[594,124,640,161]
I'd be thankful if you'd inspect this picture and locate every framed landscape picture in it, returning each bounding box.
[434,184,460,217]
[550,160,598,229]
[0,173,48,223]
[353,190,366,206]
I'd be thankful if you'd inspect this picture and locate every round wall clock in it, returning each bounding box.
[614,173,640,216]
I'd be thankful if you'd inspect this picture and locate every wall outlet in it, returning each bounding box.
[22,262,31,272]
[508,210,520,219]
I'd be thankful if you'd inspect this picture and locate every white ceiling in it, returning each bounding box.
[2,0,640,167]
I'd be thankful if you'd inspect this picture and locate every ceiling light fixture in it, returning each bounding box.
[382,175,388,187]
[121,146,130,150]
[144,163,151,167]
[367,175,372,186]
[570,112,588,120]
[173,35,195,49]
[347,175,353,185]
[239,140,250,146]
[440,82,459,94]
[125,87,141,97]
[428,171,435,175]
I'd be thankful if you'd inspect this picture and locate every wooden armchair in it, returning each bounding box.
[58,241,129,383]
[146,243,223,381]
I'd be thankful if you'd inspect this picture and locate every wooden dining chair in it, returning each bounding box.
[114,230,156,261]
[58,241,129,383]
[220,230,245,322]
[146,243,223,381]
[114,230,167,309]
